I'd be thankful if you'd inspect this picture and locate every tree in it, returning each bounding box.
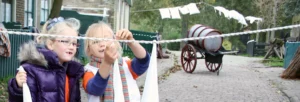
[48,0,63,19]
[130,0,258,51]
[255,0,287,43]
[284,0,300,19]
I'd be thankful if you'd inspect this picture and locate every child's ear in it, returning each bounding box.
[46,40,55,50]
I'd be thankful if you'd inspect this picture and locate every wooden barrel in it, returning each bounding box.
[187,24,223,52]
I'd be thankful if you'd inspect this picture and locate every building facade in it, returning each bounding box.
[62,0,131,31]
[1,0,53,28]
[1,0,131,30]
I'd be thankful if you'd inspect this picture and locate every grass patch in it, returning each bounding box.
[238,53,283,67]
[0,76,13,102]
[262,57,284,67]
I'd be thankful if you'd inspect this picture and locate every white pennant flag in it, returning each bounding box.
[187,3,200,15]
[141,41,158,102]
[18,66,32,102]
[228,10,248,26]
[113,59,125,102]
[245,16,263,24]
[159,8,171,19]
[214,6,230,18]
[179,5,189,15]
[169,7,181,19]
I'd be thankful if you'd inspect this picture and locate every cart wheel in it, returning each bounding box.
[205,61,221,72]
[181,44,197,73]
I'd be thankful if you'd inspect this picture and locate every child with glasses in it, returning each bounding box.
[8,17,84,102]
[82,22,150,102]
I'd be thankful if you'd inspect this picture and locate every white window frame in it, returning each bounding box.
[24,0,34,27]
[1,0,12,22]
[40,0,49,23]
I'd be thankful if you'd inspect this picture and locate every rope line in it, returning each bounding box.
[1,24,300,44]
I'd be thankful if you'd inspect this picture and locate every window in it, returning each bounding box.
[1,0,12,22]
[40,0,49,22]
[24,0,34,27]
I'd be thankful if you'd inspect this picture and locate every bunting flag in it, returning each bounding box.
[214,6,248,26]
[141,42,158,102]
[228,10,248,26]
[156,2,260,26]
[245,16,263,24]
[159,3,200,19]
[179,5,189,15]
[186,3,200,15]
[113,59,125,102]
[159,8,171,19]
[169,7,181,19]
[214,6,230,17]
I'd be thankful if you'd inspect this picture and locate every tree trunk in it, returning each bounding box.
[158,18,164,49]
[256,22,260,42]
[266,25,271,45]
[271,0,277,40]
[48,0,63,20]
[281,47,300,79]
[180,15,189,50]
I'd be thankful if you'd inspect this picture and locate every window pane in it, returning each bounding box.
[28,0,32,12]
[6,3,11,22]
[28,13,32,26]
[45,0,48,9]
[24,0,27,11]
[41,0,44,9]
[24,13,28,26]
[1,3,4,22]
[41,10,45,22]
[40,10,43,22]
[28,13,32,20]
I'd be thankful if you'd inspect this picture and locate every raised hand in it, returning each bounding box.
[102,41,119,65]
[116,29,134,41]
[16,71,27,88]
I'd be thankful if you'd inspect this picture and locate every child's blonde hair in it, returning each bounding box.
[84,22,123,57]
[37,17,80,44]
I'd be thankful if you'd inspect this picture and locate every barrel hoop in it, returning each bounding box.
[196,27,210,49]
[191,25,203,38]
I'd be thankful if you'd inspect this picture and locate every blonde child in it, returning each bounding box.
[8,17,84,102]
[82,22,150,102]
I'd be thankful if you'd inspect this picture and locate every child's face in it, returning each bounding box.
[88,28,114,58]
[48,27,78,63]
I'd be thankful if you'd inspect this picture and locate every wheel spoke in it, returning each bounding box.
[207,62,211,68]
[183,61,187,66]
[187,61,190,71]
[184,52,187,58]
[188,61,192,71]
[214,63,217,69]
[190,61,194,67]
[186,61,190,70]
